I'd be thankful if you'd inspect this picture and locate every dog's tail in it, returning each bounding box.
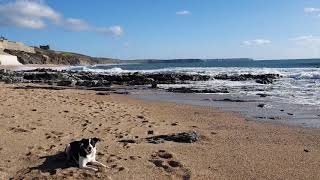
[64,144,71,161]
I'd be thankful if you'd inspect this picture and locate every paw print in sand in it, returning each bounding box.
[149,150,191,180]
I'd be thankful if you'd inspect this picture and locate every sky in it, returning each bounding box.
[0,0,320,60]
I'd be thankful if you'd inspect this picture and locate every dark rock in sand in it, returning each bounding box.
[257,104,265,108]
[118,139,136,144]
[148,130,154,135]
[75,80,111,88]
[57,80,75,87]
[146,131,200,144]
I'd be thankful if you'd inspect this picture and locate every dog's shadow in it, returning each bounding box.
[30,151,77,175]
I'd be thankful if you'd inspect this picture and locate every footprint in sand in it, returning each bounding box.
[44,131,64,142]
[9,127,30,133]
[150,150,191,180]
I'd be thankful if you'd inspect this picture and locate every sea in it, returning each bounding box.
[70,59,320,128]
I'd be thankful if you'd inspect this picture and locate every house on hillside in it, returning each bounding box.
[40,45,50,50]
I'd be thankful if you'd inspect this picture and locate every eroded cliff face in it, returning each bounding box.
[3,48,119,65]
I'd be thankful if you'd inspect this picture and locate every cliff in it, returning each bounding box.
[3,48,121,65]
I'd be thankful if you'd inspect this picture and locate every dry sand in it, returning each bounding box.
[0,83,320,179]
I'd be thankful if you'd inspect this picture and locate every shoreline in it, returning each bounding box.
[131,90,320,129]
[0,83,320,179]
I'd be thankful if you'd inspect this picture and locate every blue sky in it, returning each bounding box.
[0,0,320,60]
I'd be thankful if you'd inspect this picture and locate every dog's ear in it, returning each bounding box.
[92,137,101,143]
[79,138,88,147]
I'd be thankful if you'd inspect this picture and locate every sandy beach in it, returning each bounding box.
[0,82,319,179]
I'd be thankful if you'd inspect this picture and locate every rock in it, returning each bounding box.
[214,73,279,84]
[147,130,154,135]
[57,80,74,86]
[146,131,200,144]
[304,149,310,153]
[75,80,111,88]
[151,82,157,88]
[257,104,265,108]
[118,139,136,144]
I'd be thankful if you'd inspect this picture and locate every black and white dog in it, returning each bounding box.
[65,138,106,171]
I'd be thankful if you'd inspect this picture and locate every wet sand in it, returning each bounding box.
[0,83,320,179]
[0,64,70,71]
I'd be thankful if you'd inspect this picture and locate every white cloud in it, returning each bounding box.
[176,10,191,16]
[291,35,320,45]
[64,18,90,31]
[291,35,320,57]
[304,7,320,13]
[0,0,123,37]
[96,26,124,37]
[0,0,61,29]
[242,39,272,46]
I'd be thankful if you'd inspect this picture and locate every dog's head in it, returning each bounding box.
[80,137,101,155]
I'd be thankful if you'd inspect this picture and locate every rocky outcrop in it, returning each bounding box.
[214,74,280,84]
[0,69,281,94]
[0,69,212,88]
